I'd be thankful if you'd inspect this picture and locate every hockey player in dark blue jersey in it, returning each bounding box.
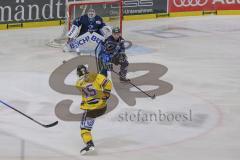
[97,27,129,82]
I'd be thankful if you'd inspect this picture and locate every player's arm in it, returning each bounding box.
[75,79,83,89]
[98,16,106,29]
[97,74,112,100]
[119,37,125,53]
[102,79,112,101]
[76,80,87,107]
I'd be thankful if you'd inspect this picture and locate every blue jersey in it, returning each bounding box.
[98,35,125,66]
[96,42,112,76]
[98,42,112,64]
[72,15,106,36]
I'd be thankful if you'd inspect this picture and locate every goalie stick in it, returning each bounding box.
[111,70,156,99]
[0,100,58,128]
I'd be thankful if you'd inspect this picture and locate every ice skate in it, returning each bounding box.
[80,141,95,155]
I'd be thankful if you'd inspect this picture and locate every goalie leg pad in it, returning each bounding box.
[100,25,112,38]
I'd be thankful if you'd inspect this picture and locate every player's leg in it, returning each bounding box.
[119,56,130,82]
[80,107,107,155]
[80,111,95,155]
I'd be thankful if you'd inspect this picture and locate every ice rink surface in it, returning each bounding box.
[0,15,240,160]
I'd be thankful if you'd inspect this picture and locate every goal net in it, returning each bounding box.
[48,0,123,48]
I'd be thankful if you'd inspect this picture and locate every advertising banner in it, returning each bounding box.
[169,0,240,12]
[122,0,168,15]
[68,0,168,15]
[214,0,240,10]
[0,0,65,24]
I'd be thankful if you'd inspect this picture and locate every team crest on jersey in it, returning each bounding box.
[88,25,94,30]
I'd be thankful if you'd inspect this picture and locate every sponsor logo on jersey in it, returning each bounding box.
[88,25,94,30]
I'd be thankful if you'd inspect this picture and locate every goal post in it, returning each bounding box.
[47,0,123,48]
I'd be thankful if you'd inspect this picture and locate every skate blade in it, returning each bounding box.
[80,147,95,155]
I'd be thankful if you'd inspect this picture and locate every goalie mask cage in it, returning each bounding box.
[48,0,123,48]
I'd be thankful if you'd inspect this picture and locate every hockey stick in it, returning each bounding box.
[0,100,58,128]
[111,70,156,99]
[95,42,101,73]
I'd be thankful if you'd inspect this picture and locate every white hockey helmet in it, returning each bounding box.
[87,9,96,19]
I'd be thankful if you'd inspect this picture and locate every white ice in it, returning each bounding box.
[0,15,240,160]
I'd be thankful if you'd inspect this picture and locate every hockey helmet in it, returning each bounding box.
[77,64,89,77]
[112,27,121,34]
[87,9,96,19]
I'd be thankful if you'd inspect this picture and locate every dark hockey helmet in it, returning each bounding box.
[77,64,89,77]
[112,27,121,33]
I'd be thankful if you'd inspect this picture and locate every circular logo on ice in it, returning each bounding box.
[173,0,208,7]
[49,55,173,121]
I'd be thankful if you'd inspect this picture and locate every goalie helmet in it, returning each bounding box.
[77,64,89,77]
[87,9,96,19]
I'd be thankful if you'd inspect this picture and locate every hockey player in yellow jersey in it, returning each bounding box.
[75,64,112,155]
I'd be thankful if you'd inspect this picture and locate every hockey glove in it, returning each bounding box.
[118,53,127,63]
[102,91,111,101]
[106,63,113,71]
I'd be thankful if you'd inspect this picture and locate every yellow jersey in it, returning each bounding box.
[76,72,112,110]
